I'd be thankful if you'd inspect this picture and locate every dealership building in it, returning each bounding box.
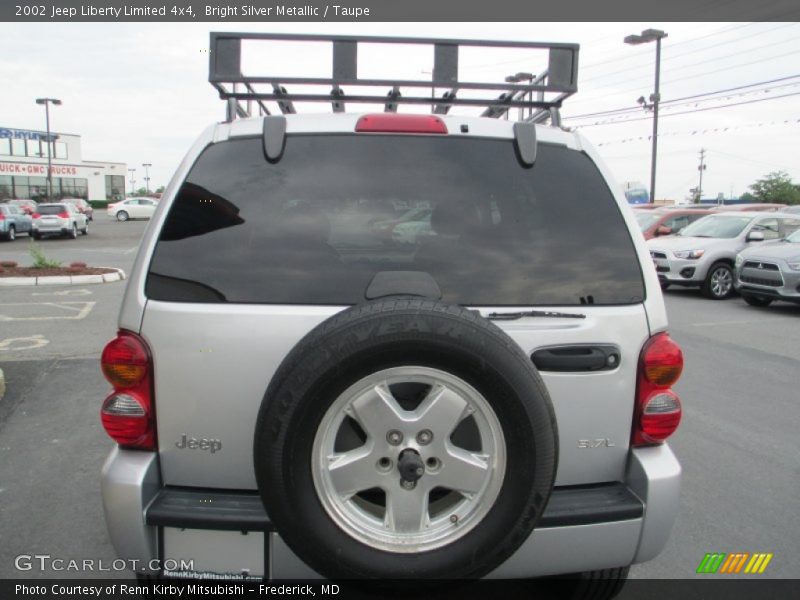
[0,126,127,203]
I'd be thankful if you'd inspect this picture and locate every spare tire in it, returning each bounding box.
[254,298,558,579]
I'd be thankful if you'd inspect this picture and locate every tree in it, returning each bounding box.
[155,186,165,193]
[135,187,148,196]
[739,191,756,202]
[748,171,800,205]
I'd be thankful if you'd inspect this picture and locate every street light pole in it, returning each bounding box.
[128,168,136,196]
[35,98,62,201]
[650,35,663,205]
[624,29,667,204]
[142,163,152,194]
[505,72,534,121]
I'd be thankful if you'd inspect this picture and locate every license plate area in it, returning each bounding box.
[161,527,266,580]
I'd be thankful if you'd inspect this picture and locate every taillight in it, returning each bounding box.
[32,213,40,219]
[100,331,156,450]
[0,212,4,220]
[633,332,683,446]
[355,114,448,134]
[57,211,69,218]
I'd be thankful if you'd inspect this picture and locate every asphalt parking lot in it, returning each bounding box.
[0,217,798,580]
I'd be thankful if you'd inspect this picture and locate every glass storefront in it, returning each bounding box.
[105,175,126,202]
[0,175,88,201]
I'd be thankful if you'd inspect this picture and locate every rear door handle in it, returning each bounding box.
[532,345,621,372]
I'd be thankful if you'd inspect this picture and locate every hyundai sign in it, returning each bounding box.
[0,127,58,142]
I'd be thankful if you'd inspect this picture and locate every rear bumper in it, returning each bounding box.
[33,221,71,235]
[102,444,680,578]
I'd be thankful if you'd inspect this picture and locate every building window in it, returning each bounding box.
[57,176,88,200]
[0,138,10,156]
[11,139,25,156]
[0,175,12,199]
[106,175,125,202]
[28,140,48,158]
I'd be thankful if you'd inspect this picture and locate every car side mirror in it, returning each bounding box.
[746,231,765,242]
[656,225,672,236]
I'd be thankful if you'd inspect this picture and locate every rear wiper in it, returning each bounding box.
[485,310,586,321]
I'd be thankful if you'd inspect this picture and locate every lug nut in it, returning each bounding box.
[416,430,433,445]
[386,430,403,445]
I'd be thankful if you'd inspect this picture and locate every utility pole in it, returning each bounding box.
[128,168,136,196]
[696,149,707,204]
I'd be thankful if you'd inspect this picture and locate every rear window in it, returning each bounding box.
[635,212,661,230]
[146,135,644,306]
[37,205,66,215]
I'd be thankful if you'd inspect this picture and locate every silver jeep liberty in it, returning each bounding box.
[99,34,683,597]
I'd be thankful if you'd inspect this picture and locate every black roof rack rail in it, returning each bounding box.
[209,32,579,124]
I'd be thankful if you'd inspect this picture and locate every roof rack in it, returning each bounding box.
[209,33,579,124]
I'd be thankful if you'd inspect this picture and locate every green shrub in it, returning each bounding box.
[29,242,61,268]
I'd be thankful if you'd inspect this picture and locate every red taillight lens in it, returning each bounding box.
[57,211,69,218]
[100,331,156,450]
[355,114,448,134]
[642,332,683,386]
[32,213,41,219]
[633,332,683,446]
[102,334,148,387]
[0,213,5,220]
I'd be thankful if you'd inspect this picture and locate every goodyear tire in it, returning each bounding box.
[254,298,558,579]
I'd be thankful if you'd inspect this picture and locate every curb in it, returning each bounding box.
[0,267,126,287]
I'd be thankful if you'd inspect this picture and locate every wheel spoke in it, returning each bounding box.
[385,485,430,533]
[349,384,406,439]
[437,446,490,495]
[416,385,469,436]
[327,447,379,499]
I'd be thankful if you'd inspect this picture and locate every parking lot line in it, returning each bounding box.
[691,319,775,327]
[0,302,96,321]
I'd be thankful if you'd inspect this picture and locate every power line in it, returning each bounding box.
[569,49,800,108]
[565,74,800,120]
[581,25,798,86]
[593,118,800,146]
[706,148,797,173]
[578,22,761,73]
[576,91,800,128]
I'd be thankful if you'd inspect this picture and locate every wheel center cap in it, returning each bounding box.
[397,449,425,482]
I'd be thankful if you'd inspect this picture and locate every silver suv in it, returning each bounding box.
[100,34,683,593]
[735,226,800,307]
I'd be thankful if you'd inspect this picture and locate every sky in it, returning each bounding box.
[1,21,798,201]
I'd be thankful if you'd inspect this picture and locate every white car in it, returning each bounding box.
[107,197,157,221]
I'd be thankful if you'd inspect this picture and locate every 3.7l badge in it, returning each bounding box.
[578,438,616,448]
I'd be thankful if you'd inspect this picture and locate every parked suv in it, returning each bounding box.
[648,211,800,299]
[31,202,88,239]
[100,34,683,593]
[0,203,33,240]
[735,226,800,306]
